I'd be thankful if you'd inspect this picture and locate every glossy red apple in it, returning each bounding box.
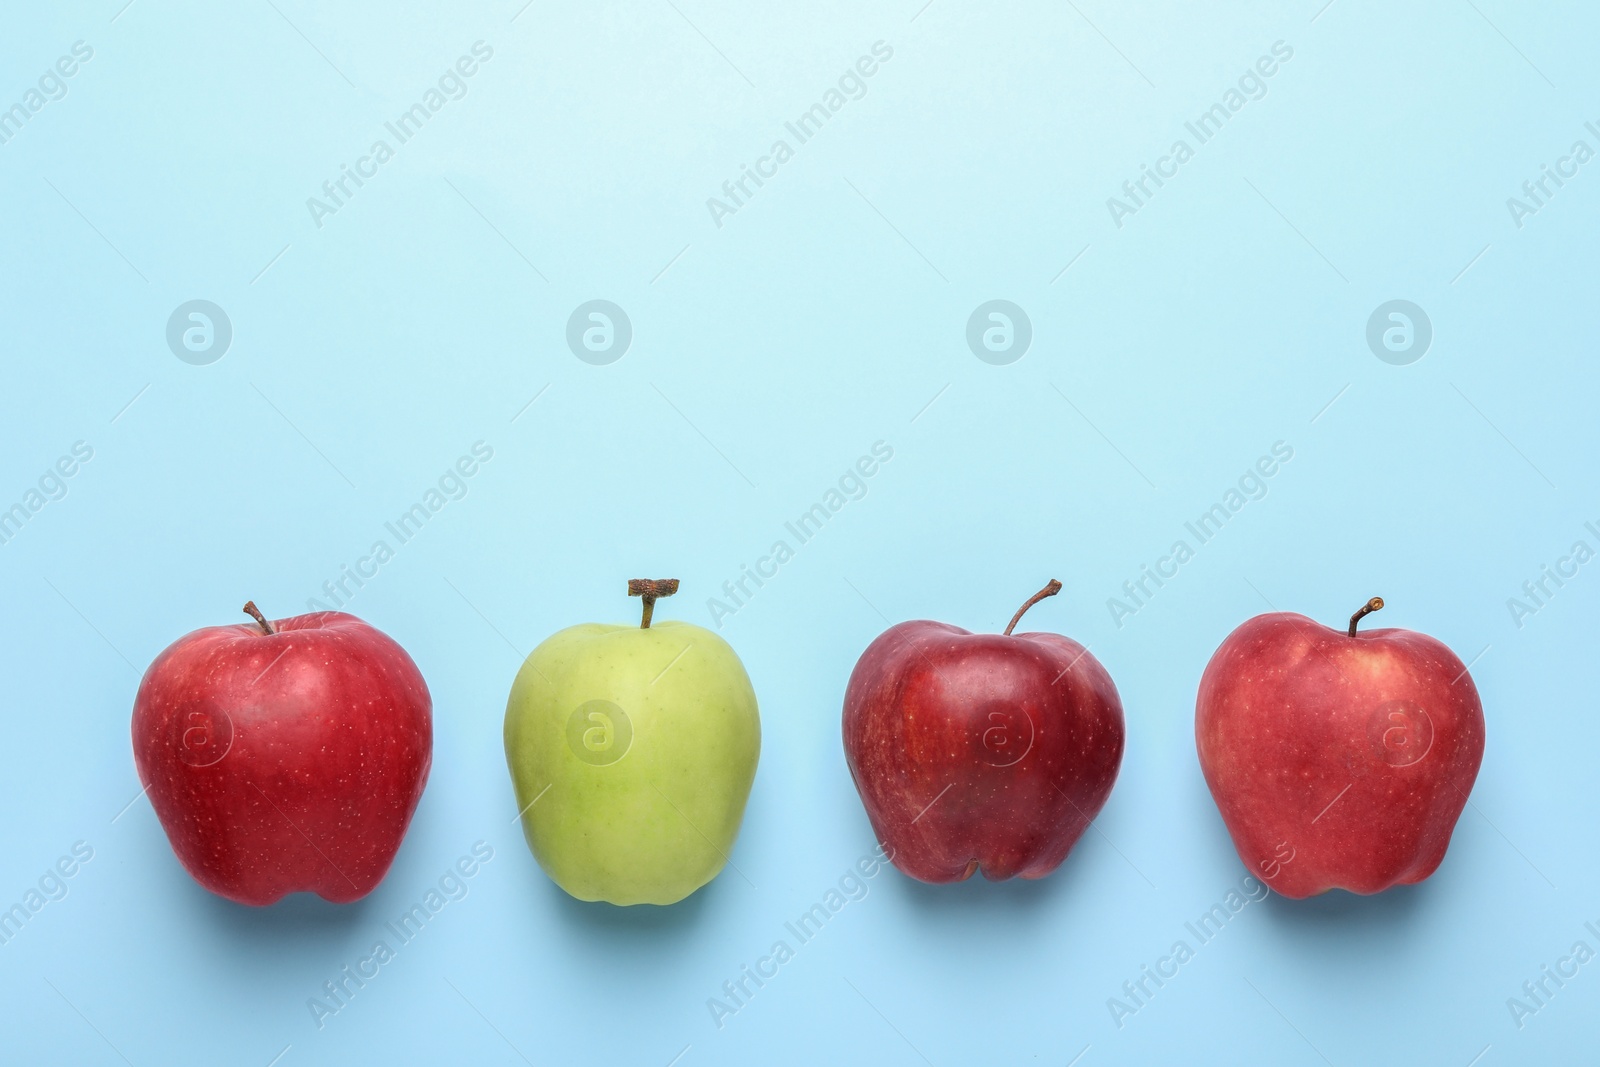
[132,603,432,905]
[1195,597,1485,898]
[842,580,1125,882]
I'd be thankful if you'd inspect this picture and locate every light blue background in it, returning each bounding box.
[2,1,1595,1064]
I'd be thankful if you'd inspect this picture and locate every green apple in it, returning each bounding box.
[503,579,761,905]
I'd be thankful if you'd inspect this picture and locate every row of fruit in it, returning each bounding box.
[129,579,1483,906]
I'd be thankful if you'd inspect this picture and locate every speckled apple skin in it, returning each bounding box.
[1195,613,1485,898]
[132,612,432,906]
[842,621,1125,883]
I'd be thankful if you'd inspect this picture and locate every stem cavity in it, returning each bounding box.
[1004,579,1062,636]
[628,579,680,629]
[1347,596,1384,638]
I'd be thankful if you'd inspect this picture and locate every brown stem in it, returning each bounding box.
[1347,596,1384,637]
[1004,579,1062,636]
[242,601,275,636]
[628,579,680,628]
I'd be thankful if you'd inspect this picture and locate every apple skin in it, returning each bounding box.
[132,610,432,906]
[1195,611,1485,898]
[504,620,760,906]
[842,621,1124,883]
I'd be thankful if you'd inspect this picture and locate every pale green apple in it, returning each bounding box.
[503,581,760,905]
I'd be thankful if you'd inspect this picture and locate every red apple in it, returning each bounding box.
[842,580,1125,882]
[131,603,432,905]
[1195,597,1485,898]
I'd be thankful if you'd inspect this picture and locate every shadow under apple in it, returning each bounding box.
[1260,875,1432,939]
[190,876,380,943]
[526,849,720,953]
[879,831,1108,924]
[1254,870,1446,966]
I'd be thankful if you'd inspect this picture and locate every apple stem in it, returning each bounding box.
[1004,579,1063,636]
[242,601,276,636]
[1347,596,1384,637]
[628,579,680,629]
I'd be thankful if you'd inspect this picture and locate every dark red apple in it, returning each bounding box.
[842,580,1125,882]
[132,603,432,905]
[1195,597,1485,898]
